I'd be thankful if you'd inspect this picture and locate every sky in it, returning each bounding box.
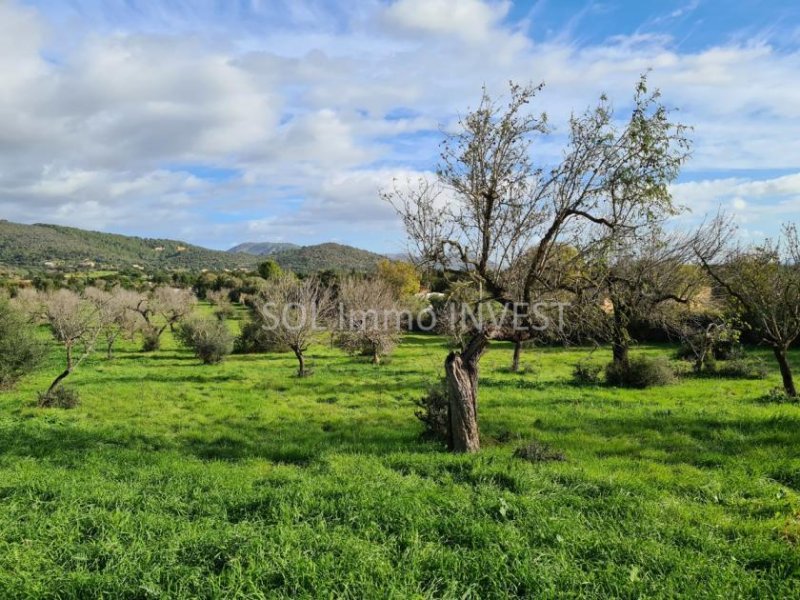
[1,0,799,253]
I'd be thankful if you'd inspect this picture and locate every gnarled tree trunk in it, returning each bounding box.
[444,332,490,453]
[294,348,307,377]
[773,346,797,397]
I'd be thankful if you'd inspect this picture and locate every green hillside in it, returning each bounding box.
[0,220,260,272]
[0,221,385,274]
[272,242,384,274]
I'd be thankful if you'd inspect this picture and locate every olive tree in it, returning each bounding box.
[85,287,144,359]
[696,222,800,397]
[0,294,44,389]
[387,77,690,452]
[253,276,333,376]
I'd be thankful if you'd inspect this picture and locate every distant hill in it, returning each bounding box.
[0,220,386,275]
[0,220,260,272]
[228,241,299,256]
[268,242,385,274]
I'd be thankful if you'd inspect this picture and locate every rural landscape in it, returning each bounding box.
[2,0,800,598]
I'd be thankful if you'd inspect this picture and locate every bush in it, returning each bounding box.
[716,357,768,380]
[759,387,797,404]
[415,385,449,443]
[37,386,80,409]
[572,360,602,385]
[0,296,45,389]
[177,317,233,364]
[233,318,287,354]
[606,356,675,389]
[513,440,565,463]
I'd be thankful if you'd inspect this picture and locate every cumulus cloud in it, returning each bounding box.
[0,0,799,250]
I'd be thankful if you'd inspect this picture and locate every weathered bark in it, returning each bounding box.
[511,339,522,372]
[444,332,490,453]
[773,346,797,397]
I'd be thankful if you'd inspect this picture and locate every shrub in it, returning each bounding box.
[513,440,565,463]
[716,357,768,380]
[177,317,233,364]
[759,387,797,404]
[233,318,287,354]
[415,385,449,443]
[606,356,675,389]
[0,296,45,389]
[572,360,602,385]
[37,386,80,409]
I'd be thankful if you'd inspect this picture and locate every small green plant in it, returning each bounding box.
[759,387,797,404]
[414,385,449,443]
[606,356,675,389]
[572,360,602,385]
[716,357,768,380]
[37,386,80,409]
[513,440,565,463]
[0,296,45,389]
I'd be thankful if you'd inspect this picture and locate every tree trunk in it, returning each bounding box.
[612,339,629,367]
[46,368,71,396]
[294,349,306,377]
[444,332,490,453]
[773,346,797,397]
[511,339,522,372]
[372,351,381,365]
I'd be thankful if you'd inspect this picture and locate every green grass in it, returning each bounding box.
[1,324,799,598]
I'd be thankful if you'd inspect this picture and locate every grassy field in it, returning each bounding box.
[1,318,799,598]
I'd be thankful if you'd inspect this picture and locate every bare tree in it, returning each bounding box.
[572,227,711,368]
[206,288,234,321]
[334,277,404,364]
[696,221,800,397]
[133,287,196,351]
[40,288,112,399]
[85,287,145,359]
[254,276,333,376]
[387,77,690,452]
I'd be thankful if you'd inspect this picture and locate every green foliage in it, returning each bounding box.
[269,243,384,275]
[233,317,287,354]
[257,259,283,281]
[36,385,80,409]
[572,359,603,385]
[176,317,234,364]
[414,385,449,443]
[715,357,768,380]
[0,296,44,389]
[606,356,675,388]
[376,259,420,297]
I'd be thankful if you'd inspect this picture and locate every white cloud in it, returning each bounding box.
[0,0,799,250]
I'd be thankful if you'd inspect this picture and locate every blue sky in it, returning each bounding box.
[1,0,799,252]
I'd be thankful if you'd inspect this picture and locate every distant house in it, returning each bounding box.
[80,259,96,268]
[43,261,56,268]
[176,246,187,252]
[154,246,165,252]
[132,264,145,271]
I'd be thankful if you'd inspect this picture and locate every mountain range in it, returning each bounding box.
[0,220,386,275]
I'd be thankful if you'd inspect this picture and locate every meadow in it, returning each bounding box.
[1,316,799,598]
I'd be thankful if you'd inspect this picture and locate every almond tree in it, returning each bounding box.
[85,287,145,358]
[133,287,196,351]
[387,77,690,452]
[697,222,800,397]
[334,277,404,364]
[40,288,112,399]
[253,276,333,376]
